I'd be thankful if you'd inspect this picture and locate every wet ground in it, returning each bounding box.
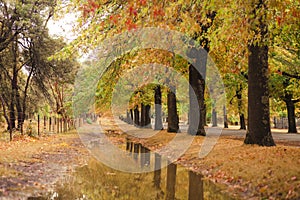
[0,135,90,199]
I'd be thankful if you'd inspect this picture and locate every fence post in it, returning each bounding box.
[38,114,40,136]
[49,116,52,132]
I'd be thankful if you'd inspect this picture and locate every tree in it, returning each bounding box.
[244,0,275,146]
[66,0,298,145]
[0,0,80,139]
[64,1,219,135]
[154,85,163,130]
[0,1,20,52]
[167,86,179,132]
[207,0,298,145]
[0,0,56,132]
[270,48,300,133]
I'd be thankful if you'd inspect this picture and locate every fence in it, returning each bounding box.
[25,115,88,136]
[273,117,300,129]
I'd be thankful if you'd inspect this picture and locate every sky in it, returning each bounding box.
[47,12,78,42]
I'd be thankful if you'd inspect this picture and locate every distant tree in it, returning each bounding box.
[270,48,300,133]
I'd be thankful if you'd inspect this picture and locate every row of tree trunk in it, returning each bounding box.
[127,104,152,128]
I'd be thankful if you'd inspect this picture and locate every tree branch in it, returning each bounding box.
[280,70,300,80]
[292,98,300,104]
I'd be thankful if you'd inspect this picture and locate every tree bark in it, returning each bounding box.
[285,97,297,133]
[140,103,151,128]
[15,89,23,131]
[154,153,162,189]
[236,86,246,130]
[141,103,146,127]
[188,171,204,200]
[223,106,229,128]
[244,0,275,146]
[0,95,10,131]
[167,86,179,133]
[212,108,217,127]
[187,51,206,136]
[240,114,246,130]
[145,104,151,128]
[130,109,133,124]
[133,105,140,127]
[244,43,275,146]
[9,71,17,131]
[187,11,216,135]
[154,85,163,130]
[165,163,177,200]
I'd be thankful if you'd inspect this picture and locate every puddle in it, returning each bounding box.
[33,141,234,200]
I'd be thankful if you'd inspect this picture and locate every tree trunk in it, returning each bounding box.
[134,105,140,127]
[0,95,10,131]
[154,86,163,130]
[154,153,162,189]
[15,90,23,132]
[22,66,34,131]
[285,98,297,133]
[188,54,206,136]
[145,104,151,128]
[167,86,179,133]
[8,42,19,131]
[165,163,177,200]
[140,103,151,128]
[244,43,275,146]
[240,114,246,130]
[126,110,130,123]
[188,171,204,200]
[223,106,228,128]
[130,109,134,124]
[141,103,146,127]
[212,108,217,127]
[9,76,16,131]
[236,86,246,130]
[187,11,216,135]
[244,0,275,146]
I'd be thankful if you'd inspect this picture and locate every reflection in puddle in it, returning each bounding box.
[39,142,233,200]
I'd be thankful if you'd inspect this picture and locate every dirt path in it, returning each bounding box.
[0,132,90,199]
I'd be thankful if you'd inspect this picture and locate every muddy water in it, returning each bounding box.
[38,142,234,200]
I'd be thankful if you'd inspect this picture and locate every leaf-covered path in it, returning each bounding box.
[100,118,300,199]
[0,132,90,199]
[0,118,299,199]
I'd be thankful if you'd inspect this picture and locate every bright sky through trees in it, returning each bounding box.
[47,13,77,42]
